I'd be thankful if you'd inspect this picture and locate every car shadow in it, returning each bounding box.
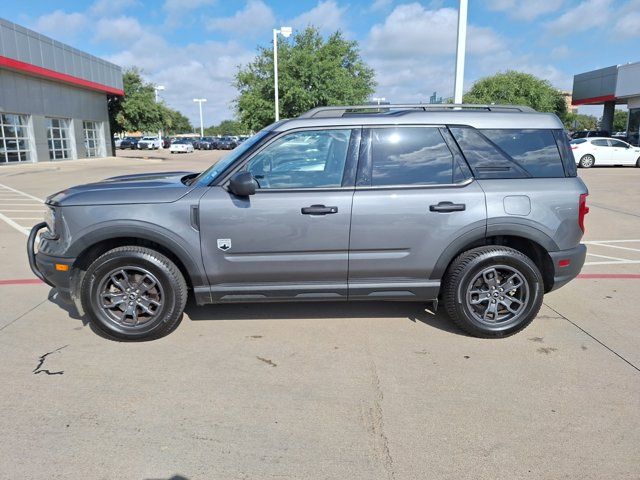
[46,288,466,338]
[184,299,466,336]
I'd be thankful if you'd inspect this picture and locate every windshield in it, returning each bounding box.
[194,129,273,185]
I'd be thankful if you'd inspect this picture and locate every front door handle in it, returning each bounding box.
[301,204,338,215]
[429,201,466,213]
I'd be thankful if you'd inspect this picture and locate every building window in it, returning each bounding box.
[83,121,104,158]
[0,113,31,164]
[628,108,640,147]
[47,117,74,160]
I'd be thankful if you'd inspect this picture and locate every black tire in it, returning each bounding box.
[579,154,595,168]
[636,157,640,167]
[442,246,544,338]
[80,246,187,341]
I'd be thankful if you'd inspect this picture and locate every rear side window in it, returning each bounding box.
[570,138,587,144]
[370,127,453,186]
[591,139,608,146]
[481,129,565,177]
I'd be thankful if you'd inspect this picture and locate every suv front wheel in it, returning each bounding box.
[442,246,544,338]
[80,246,187,341]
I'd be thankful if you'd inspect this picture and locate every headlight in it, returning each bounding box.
[44,207,57,237]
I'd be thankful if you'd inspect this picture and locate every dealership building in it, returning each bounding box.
[572,61,640,146]
[0,18,123,165]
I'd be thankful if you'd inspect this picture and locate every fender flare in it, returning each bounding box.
[67,220,208,288]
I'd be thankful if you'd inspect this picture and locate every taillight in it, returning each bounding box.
[570,146,578,150]
[579,193,589,233]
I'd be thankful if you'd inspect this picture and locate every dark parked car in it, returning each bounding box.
[29,103,588,341]
[217,136,238,150]
[570,130,610,139]
[198,137,216,150]
[162,137,171,149]
[119,137,140,149]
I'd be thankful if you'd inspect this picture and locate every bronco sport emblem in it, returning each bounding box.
[217,239,232,251]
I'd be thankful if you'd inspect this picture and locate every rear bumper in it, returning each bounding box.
[27,222,74,295]
[548,244,587,292]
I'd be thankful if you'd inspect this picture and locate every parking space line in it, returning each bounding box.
[589,243,640,253]
[0,183,44,235]
[0,212,29,235]
[584,260,640,265]
[584,239,640,244]
[0,183,44,202]
[586,253,630,261]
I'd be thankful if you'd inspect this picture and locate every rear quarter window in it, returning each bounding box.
[450,127,568,179]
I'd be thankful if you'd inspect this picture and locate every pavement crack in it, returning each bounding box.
[256,356,277,367]
[544,302,639,373]
[363,344,395,480]
[33,345,68,375]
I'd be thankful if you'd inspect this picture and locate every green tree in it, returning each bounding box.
[235,27,376,131]
[109,68,165,133]
[204,119,248,136]
[563,112,598,130]
[463,71,567,119]
[612,109,629,132]
[164,109,193,134]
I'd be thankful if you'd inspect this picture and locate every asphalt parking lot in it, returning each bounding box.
[0,150,638,479]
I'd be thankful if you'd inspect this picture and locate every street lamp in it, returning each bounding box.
[453,0,468,104]
[273,26,292,122]
[372,97,386,105]
[193,98,207,138]
[154,85,166,147]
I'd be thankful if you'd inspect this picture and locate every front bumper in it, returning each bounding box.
[548,244,587,292]
[27,222,74,295]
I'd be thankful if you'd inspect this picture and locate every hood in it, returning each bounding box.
[47,171,197,207]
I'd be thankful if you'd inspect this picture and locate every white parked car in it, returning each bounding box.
[114,137,122,148]
[137,136,162,150]
[169,140,194,154]
[570,137,640,168]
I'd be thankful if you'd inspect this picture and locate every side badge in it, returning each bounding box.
[217,239,232,251]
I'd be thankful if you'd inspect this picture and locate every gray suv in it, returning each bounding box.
[28,104,588,341]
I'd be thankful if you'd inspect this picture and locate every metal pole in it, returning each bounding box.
[273,28,279,122]
[198,101,204,138]
[453,0,468,104]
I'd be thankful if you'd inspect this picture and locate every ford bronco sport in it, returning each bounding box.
[28,104,588,340]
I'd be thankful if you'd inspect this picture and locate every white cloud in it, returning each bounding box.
[30,10,88,41]
[94,16,144,46]
[546,0,612,34]
[370,0,393,11]
[550,45,571,59]
[486,0,564,20]
[208,0,275,35]
[289,1,348,34]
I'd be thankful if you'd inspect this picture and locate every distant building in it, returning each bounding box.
[0,18,123,165]
[561,91,578,114]
[572,62,640,145]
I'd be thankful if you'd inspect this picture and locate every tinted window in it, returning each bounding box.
[449,127,528,179]
[609,139,628,148]
[245,129,352,189]
[591,139,608,147]
[369,127,453,186]
[482,129,565,177]
[570,138,587,144]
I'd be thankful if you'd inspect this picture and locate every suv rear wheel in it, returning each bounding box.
[442,246,544,338]
[80,246,187,341]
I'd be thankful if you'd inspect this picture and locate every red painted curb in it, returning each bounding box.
[0,278,44,286]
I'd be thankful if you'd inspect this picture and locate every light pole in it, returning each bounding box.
[372,97,386,105]
[193,98,207,138]
[273,26,292,122]
[154,85,165,147]
[453,0,468,104]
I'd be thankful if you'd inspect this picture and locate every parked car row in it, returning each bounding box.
[114,135,249,152]
[570,137,640,167]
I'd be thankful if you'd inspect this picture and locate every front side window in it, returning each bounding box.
[245,129,352,189]
[47,117,74,160]
[368,127,454,186]
[0,113,31,164]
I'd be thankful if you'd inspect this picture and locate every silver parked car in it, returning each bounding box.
[29,104,588,340]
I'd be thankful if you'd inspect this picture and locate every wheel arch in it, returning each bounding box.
[68,223,207,291]
[432,229,556,293]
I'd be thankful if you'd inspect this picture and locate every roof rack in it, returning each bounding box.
[298,103,536,118]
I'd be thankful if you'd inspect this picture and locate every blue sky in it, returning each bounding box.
[2,0,638,124]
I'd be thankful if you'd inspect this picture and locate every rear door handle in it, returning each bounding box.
[429,201,466,213]
[301,204,338,215]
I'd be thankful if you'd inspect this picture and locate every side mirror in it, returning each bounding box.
[228,171,256,196]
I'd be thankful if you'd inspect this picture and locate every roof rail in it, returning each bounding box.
[298,103,536,118]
